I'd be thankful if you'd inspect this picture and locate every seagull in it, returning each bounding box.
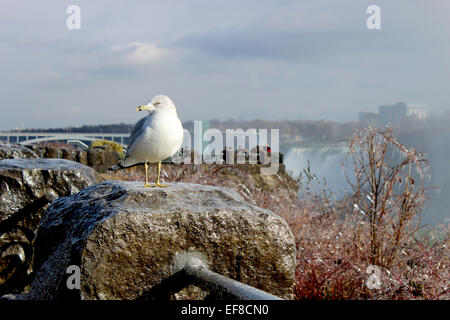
[117,95,183,187]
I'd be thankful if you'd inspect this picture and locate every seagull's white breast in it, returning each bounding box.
[129,110,183,163]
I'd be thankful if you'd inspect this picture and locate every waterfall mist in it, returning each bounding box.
[284,129,449,226]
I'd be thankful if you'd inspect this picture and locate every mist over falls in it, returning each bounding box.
[395,124,450,226]
[284,146,351,199]
[283,131,450,226]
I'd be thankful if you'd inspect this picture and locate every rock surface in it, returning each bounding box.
[0,158,104,294]
[0,143,38,160]
[28,181,296,300]
[0,159,104,224]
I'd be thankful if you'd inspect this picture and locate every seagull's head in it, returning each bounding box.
[137,95,177,114]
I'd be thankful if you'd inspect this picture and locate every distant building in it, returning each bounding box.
[378,102,428,126]
[358,111,378,127]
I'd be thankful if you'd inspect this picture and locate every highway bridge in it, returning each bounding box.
[0,132,130,149]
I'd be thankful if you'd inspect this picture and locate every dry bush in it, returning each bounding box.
[39,141,75,149]
[345,126,431,267]
[291,127,448,300]
[91,139,125,157]
[292,206,449,300]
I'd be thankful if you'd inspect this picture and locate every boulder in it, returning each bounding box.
[0,143,38,160]
[87,147,121,173]
[28,181,296,300]
[0,159,104,295]
[61,148,75,161]
[30,145,47,158]
[0,159,104,224]
[87,149,102,167]
[45,146,59,159]
[75,150,88,165]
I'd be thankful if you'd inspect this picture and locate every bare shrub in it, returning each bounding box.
[345,126,431,267]
[292,126,448,300]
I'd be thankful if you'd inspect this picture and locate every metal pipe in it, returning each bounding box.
[183,263,283,300]
[139,252,285,300]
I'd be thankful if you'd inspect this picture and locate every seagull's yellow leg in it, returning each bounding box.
[144,161,151,187]
[153,161,168,187]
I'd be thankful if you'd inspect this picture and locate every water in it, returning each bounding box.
[284,145,353,199]
[284,144,449,225]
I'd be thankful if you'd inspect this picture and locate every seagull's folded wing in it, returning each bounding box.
[126,117,147,155]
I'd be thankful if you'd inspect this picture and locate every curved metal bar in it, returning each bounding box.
[183,263,283,300]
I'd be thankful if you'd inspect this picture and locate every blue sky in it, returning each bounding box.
[0,0,449,130]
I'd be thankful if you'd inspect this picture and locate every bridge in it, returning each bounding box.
[0,132,130,149]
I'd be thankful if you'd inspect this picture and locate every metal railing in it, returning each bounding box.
[0,132,129,148]
[139,253,283,300]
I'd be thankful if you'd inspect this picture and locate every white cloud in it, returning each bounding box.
[110,42,178,67]
[121,42,169,65]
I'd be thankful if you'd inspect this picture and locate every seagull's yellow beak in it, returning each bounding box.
[137,105,150,111]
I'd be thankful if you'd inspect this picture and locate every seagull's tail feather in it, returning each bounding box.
[108,157,142,171]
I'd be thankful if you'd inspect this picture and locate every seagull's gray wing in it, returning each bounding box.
[110,116,149,169]
[126,116,147,156]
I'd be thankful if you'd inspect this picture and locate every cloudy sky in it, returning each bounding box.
[0,0,449,130]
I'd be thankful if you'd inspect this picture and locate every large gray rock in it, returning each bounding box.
[0,159,104,223]
[0,143,38,160]
[28,181,296,300]
[0,159,104,294]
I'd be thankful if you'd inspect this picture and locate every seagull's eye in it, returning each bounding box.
[153,102,161,106]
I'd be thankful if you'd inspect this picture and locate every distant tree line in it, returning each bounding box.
[16,119,360,142]
[203,119,359,142]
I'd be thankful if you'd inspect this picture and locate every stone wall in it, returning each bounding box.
[29,145,121,173]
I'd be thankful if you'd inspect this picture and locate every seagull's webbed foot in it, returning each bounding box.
[155,182,169,187]
[146,182,169,188]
